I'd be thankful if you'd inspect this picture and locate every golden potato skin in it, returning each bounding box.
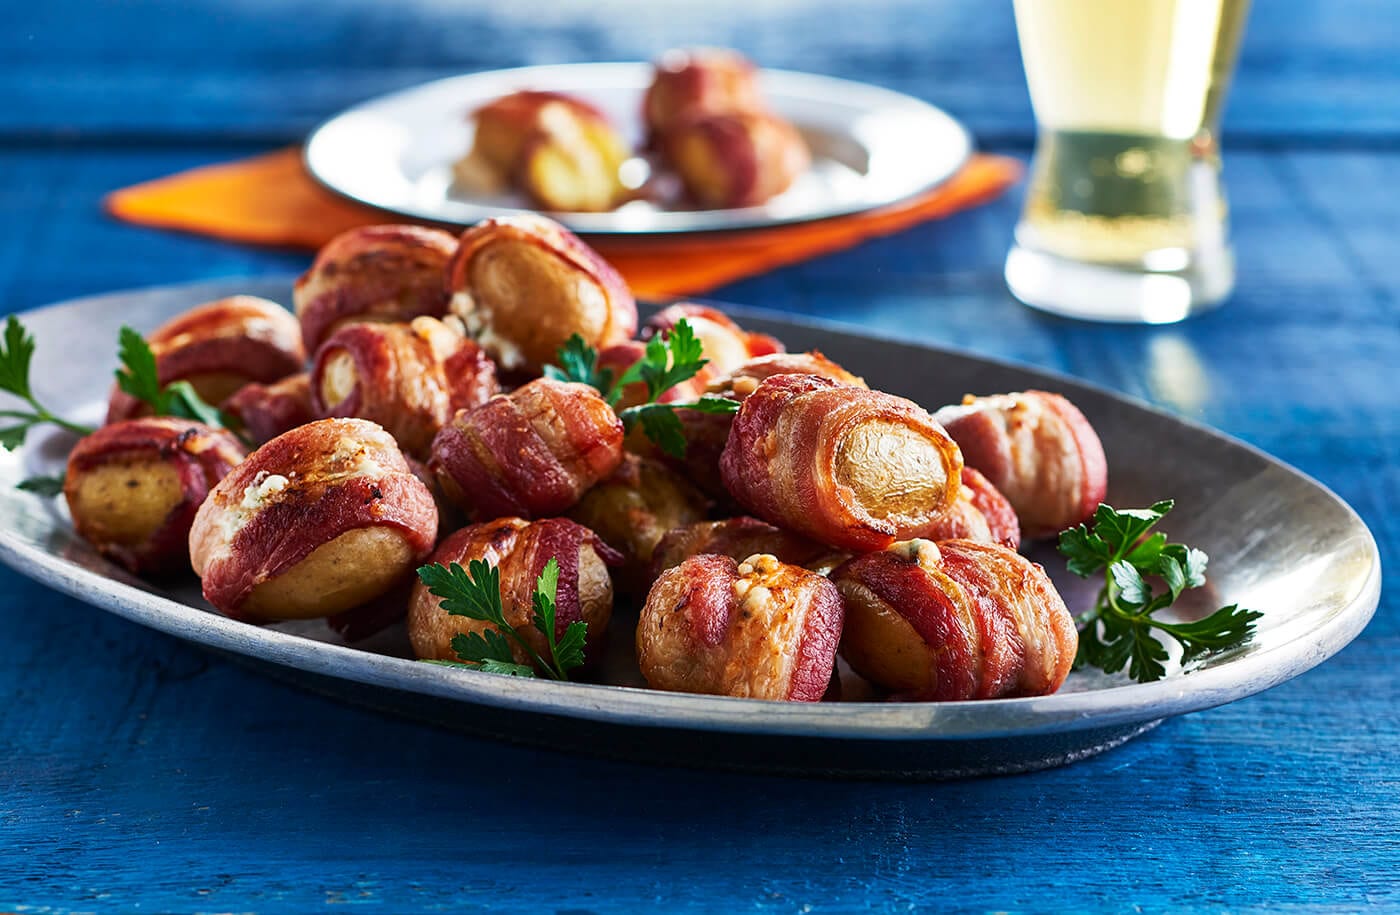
[64,418,246,575]
[566,454,710,592]
[189,418,438,621]
[409,517,619,674]
[446,215,636,375]
[637,553,844,702]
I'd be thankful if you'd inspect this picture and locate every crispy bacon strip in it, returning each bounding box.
[447,215,636,375]
[408,517,621,673]
[637,553,844,702]
[310,316,498,458]
[107,296,305,424]
[223,373,315,446]
[189,418,437,620]
[832,539,1077,701]
[293,224,457,351]
[934,390,1108,538]
[64,418,245,575]
[720,373,963,551]
[429,377,624,520]
[912,467,1021,549]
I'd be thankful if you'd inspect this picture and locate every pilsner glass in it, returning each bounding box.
[1005,0,1252,323]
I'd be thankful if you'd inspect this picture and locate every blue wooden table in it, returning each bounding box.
[2,1,1397,910]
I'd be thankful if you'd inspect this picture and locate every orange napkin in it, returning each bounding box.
[106,148,1021,299]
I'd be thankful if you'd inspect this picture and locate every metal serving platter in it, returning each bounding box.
[0,279,1381,779]
[303,63,972,234]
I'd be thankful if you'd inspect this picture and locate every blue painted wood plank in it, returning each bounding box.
[2,0,1399,143]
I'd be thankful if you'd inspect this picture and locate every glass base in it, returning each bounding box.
[1005,243,1234,324]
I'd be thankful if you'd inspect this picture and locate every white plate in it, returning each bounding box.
[0,279,1381,778]
[303,63,973,234]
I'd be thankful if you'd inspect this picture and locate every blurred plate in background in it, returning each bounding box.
[304,62,973,234]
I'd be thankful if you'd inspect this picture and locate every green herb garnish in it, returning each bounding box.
[0,316,96,450]
[1059,500,1261,683]
[416,556,585,681]
[545,319,740,459]
[115,326,233,431]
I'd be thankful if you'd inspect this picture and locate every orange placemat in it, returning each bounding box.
[106,148,1020,299]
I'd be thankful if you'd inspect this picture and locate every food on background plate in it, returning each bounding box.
[446,214,637,375]
[637,553,844,701]
[832,539,1077,700]
[641,47,764,142]
[64,418,246,576]
[106,295,305,424]
[0,210,1259,700]
[659,110,811,209]
[293,224,458,352]
[310,315,498,458]
[188,418,438,622]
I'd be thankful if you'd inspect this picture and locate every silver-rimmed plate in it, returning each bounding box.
[303,63,973,234]
[0,279,1381,778]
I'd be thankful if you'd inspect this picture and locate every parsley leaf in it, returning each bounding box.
[415,556,585,681]
[1059,501,1261,683]
[16,474,65,497]
[544,334,617,401]
[0,315,95,453]
[114,326,240,435]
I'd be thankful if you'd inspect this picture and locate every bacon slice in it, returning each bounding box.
[223,372,315,446]
[720,373,963,551]
[661,110,810,208]
[310,316,498,458]
[64,418,245,575]
[637,553,844,701]
[429,377,624,520]
[447,215,636,375]
[934,390,1108,538]
[650,516,836,580]
[832,539,1077,701]
[408,517,620,674]
[189,418,438,621]
[643,48,763,142]
[293,224,457,352]
[106,296,305,424]
[912,467,1021,549]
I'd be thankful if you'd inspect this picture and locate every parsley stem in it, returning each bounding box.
[498,625,558,681]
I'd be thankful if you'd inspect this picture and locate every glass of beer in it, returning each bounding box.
[1005,0,1252,323]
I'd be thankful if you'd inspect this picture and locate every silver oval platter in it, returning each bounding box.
[303,62,973,234]
[0,279,1381,778]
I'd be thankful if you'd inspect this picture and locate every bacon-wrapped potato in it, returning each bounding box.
[189,418,438,621]
[429,377,624,520]
[915,467,1021,549]
[409,517,619,672]
[720,374,962,551]
[64,418,245,576]
[661,110,810,208]
[832,539,1077,701]
[650,516,833,579]
[566,454,709,591]
[934,390,1108,538]
[223,373,315,446]
[310,316,498,458]
[293,224,457,352]
[106,296,305,424]
[447,215,637,375]
[638,553,844,701]
[642,48,763,141]
[454,91,629,212]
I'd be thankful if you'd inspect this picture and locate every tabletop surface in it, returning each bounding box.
[2,1,1397,911]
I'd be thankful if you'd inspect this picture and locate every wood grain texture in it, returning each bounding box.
[1,0,1398,909]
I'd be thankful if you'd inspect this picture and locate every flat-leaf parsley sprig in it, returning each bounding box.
[0,315,96,450]
[1058,500,1261,683]
[416,557,586,681]
[546,319,739,459]
[115,326,235,432]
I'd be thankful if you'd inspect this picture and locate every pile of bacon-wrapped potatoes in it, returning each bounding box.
[453,48,811,212]
[63,213,1109,704]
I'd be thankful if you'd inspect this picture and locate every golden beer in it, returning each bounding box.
[1006,0,1251,322]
